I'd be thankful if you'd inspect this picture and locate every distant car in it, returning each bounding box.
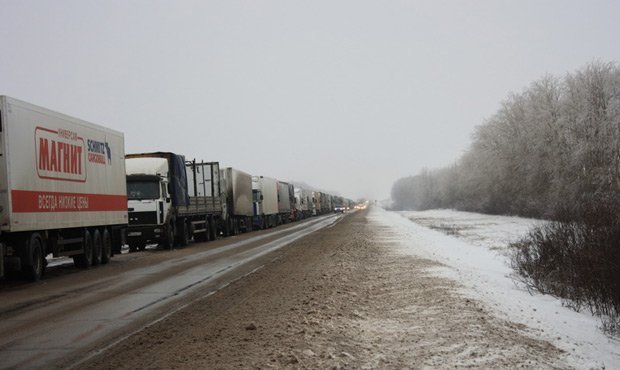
[334,206,346,213]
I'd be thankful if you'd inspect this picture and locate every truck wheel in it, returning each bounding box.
[74,230,93,268]
[208,215,217,241]
[176,220,189,247]
[25,233,44,282]
[223,219,231,237]
[101,229,112,264]
[92,229,102,266]
[163,223,175,250]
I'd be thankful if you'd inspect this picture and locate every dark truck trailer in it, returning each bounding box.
[220,167,253,235]
[319,192,333,214]
[125,152,223,250]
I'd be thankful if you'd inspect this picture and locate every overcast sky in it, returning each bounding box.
[2,1,619,200]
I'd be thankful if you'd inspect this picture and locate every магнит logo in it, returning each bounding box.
[35,127,87,182]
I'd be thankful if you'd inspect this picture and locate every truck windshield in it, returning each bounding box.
[127,181,160,200]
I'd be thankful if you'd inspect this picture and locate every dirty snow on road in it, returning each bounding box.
[78,208,571,369]
[371,207,620,369]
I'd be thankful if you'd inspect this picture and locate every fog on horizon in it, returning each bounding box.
[1,0,619,200]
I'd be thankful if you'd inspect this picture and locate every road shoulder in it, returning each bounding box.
[79,209,568,369]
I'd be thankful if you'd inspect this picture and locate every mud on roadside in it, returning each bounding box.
[80,209,569,369]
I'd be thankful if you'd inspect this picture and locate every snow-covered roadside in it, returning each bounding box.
[400,209,541,255]
[370,207,620,369]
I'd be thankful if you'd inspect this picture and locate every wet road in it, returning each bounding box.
[0,214,341,369]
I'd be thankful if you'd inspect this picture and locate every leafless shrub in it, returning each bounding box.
[510,198,620,334]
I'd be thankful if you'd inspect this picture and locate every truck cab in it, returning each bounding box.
[125,155,179,250]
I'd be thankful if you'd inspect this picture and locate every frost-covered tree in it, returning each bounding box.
[391,61,620,219]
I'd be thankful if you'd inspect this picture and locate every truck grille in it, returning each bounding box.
[129,211,158,225]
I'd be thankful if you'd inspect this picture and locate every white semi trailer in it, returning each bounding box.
[294,187,313,219]
[252,176,279,229]
[0,96,127,280]
[220,167,254,235]
[277,181,296,224]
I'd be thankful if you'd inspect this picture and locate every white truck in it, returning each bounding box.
[125,153,223,250]
[312,191,322,215]
[252,176,279,229]
[294,187,314,220]
[0,96,127,280]
[277,181,295,224]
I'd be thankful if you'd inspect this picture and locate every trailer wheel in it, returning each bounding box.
[74,230,93,268]
[92,229,102,266]
[101,229,112,264]
[233,219,240,235]
[208,215,216,241]
[25,233,44,282]
[223,219,231,237]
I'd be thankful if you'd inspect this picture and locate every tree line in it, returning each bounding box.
[391,61,620,332]
[391,61,619,220]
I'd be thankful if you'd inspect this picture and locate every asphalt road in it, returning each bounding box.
[0,214,341,369]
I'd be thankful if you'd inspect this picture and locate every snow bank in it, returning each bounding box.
[370,207,620,369]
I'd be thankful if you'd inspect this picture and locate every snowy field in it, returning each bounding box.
[400,209,542,255]
[371,207,620,370]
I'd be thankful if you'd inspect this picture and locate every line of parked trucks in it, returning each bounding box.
[0,96,355,281]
